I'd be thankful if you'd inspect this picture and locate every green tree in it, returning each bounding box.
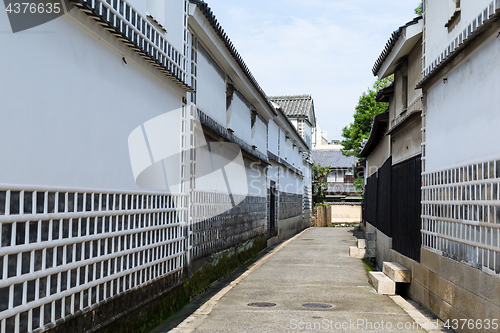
[340,76,393,158]
[312,163,330,205]
[354,177,364,194]
[415,3,423,15]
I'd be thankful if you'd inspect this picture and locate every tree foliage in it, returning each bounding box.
[340,76,393,158]
[354,177,364,194]
[312,163,330,205]
[415,3,423,15]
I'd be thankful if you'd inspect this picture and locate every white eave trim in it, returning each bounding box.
[378,19,423,79]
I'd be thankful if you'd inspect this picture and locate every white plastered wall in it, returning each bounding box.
[0,11,184,192]
[425,31,500,172]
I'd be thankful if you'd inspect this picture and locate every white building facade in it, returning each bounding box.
[362,1,500,330]
[0,0,311,331]
[416,0,500,328]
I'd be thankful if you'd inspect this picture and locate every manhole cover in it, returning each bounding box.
[302,239,314,241]
[303,303,332,309]
[248,302,276,307]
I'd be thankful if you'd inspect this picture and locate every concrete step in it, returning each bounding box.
[356,239,375,250]
[383,262,411,283]
[369,271,395,295]
[349,246,365,258]
[350,246,375,258]
[357,239,366,249]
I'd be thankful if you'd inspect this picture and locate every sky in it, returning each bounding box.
[201,0,421,140]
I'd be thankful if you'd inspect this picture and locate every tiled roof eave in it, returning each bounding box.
[268,95,313,117]
[359,112,389,158]
[386,109,421,136]
[372,16,422,77]
[72,0,193,92]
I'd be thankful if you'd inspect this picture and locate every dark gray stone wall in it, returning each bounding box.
[190,194,267,265]
[278,192,303,220]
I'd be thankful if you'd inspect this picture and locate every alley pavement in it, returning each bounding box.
[155,228,429,332]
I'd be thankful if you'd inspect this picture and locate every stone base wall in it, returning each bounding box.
[47,271,183,333]
[365,222,392,270]
[370,223,500,333]
[44,192,268,333]
[303,209,313,228]
[50,236,267,333]
[278,192,303,220]
[190,193,267,265]
[390,247,500,333]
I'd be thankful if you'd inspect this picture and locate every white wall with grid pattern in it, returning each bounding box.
[0,186,187,333]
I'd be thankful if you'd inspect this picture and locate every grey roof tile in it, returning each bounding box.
[327,183,358,194]
[268,95,313,118]
[312,149,358,168]
[372,16,422,76]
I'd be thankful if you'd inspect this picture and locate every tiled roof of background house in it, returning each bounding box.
[312,149,358,168]
[268,95,313,118]
[372,16,422,76]
[327,183,358,194]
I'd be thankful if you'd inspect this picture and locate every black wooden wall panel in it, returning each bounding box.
[391,156,422,262]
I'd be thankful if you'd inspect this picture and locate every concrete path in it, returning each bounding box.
[156,228,431,332]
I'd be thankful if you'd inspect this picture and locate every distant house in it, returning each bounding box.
[269,95,316,150]
[312,149,360,202]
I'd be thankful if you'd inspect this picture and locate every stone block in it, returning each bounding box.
[420,247,441,274]
[408,280,425,305]
[427,270,440,296]
[479,271,500,306]
[357,239,366,249]
[367,240,376,249]
[366,232,376,241]
[485,302,500,327]
[349,246,365,258]
[412,263,427,287]
[365,248,376,258]
[452,283,486,320]
[383,262,411,283]
[369,271,395,295]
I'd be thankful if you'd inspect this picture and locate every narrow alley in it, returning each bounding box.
[154,228,435,332]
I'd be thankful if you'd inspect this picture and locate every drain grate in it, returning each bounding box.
[302,239,315,241]
[303,303,332,309]
[248,302,276,307]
